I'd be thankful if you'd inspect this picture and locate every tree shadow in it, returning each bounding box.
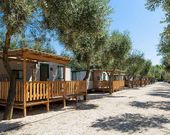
[76,103,99,110]
[0,101,78,120]
[148,89,170,99]
[91,113,170,133]
[88,93,126,100]
[130,101,170,111]
[0,121,23,133]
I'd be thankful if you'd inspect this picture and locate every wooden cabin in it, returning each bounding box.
[72,69,125,93]
[0,48,87,116]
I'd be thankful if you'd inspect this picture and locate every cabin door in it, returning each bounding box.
[40,64,49,81]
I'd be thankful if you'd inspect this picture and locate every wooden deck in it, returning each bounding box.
[125,80,150,88]
[94,80,125,93]
[0,80,87,116]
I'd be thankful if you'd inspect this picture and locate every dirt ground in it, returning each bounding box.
[0,82,170,135]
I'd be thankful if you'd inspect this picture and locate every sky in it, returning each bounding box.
[53,0,165,65]
[109,0,165,65]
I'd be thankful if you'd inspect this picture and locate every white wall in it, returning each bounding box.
[0,59,35,81]
[65,67,71,81]
[0,60,71,81]
[72,71,87,80]
[35,62,71,81]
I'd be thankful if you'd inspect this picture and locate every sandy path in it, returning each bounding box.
[0,82,170,135]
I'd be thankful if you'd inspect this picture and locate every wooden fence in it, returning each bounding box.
[112,80,124,91]
[96,80,125,92]
[125,80,150,88]
[0,81,23,102]
[0,80,87,103]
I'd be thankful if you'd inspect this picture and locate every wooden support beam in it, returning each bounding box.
[24,52,69,65]
[63,65,66,81]
[46,81,50,112]
[23,58,27,117]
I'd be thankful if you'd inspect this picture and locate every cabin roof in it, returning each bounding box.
[0,48,70,65]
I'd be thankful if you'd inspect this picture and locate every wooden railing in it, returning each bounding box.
[0,81,23,102]
[26,81,49,102]
[97,80,125,91]
[125,79,150,88]
[0,81,87,103]
[0,81,9,101]
[98,81,109,89]
[25,81,87,102]
[112,80,125,91]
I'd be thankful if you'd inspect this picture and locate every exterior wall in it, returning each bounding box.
[0,59,35,81]
[35,62,71,81]
[71,71,93,89]
[65,67,71,81]
[0,60,71,81]
[72,70,124,89]
[72,71,87,80]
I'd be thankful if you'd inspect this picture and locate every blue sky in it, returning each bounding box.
[54,0,165,65]
[109,0,165,65]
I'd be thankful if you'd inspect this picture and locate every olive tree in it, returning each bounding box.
[125,51,145,87]
[139,60,152,86]
[0,0,112,119]
[0,0,36,120]
[97,31,132,92]
[43,0,112,80]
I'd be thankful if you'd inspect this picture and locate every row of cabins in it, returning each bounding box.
[0,48,151,117]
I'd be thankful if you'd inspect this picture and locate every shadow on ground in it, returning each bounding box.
[130,101,170,111]
[88,93,126,100]
[148,89,170,99]
[91,113,170,133]
[0,101,79,120]
[0,121,23,133]
[76,103,99,110]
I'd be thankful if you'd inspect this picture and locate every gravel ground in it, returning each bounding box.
[0,82,170,135]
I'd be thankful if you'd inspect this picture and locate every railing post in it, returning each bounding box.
[84,80,87,101]
[23,58,27,117]
[63,81,66,108]
[46,81,50,112]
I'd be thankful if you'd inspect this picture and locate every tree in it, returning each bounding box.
[125,51,145,87]
[0,0,36,120]
[158,34,170,72]
[146,0,170,75]
[43,0,112,80]
[146,0,170,37]
[99,31,132,71]
[96,31,132,92]
[0,0,112,119]
[148,65,165,81]
[139,60,152,86]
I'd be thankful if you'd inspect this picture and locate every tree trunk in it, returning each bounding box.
[83,69,90,80]
[83,61,91,81]
[132,77,134,88]
[107,72,113,94]
[3,72,17,120]
[140,77,143,87]
[2,28,17,120]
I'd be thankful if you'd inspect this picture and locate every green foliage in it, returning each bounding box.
[43,0,111,36]
[146,0,170,24]
[140,60,152,77]
[99,31,132,71]
[0,0,36,35]
[125,51,145,78]
[146,0,170,73]
[40,0,111,72]
[148,65,165,81]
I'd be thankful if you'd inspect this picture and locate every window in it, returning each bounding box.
[102,73,106,80]
[56,65,64,80]
[12,70,23,80]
